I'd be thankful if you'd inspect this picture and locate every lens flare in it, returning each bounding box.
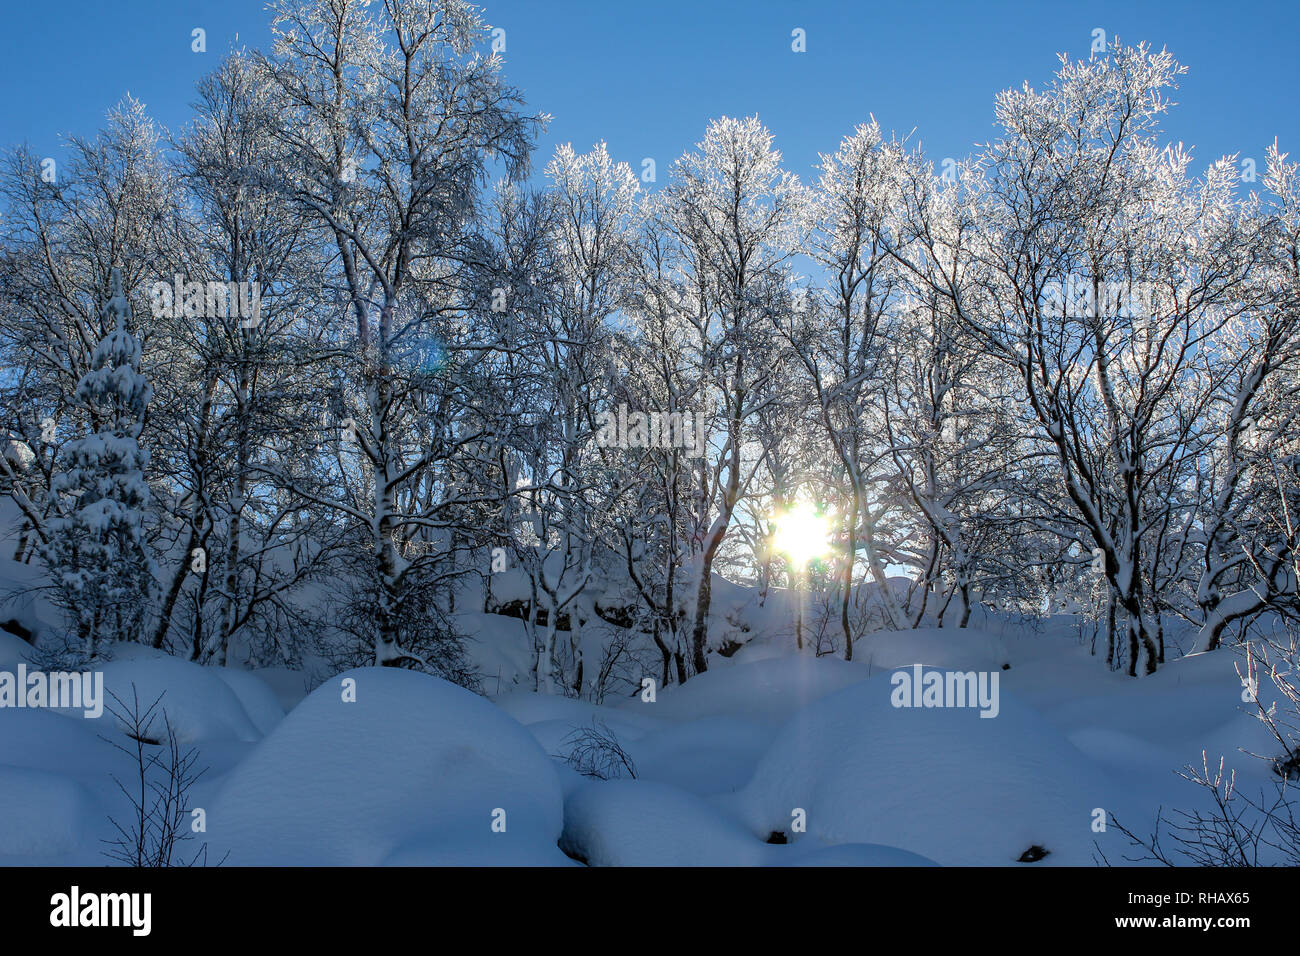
[771,502,832,568]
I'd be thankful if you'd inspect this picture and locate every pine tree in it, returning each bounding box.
[43,268,156,658]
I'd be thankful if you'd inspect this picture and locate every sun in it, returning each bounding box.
[771,502,832,569]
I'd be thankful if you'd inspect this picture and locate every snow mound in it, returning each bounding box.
[0,707,123,777]
[86,657,261,743]
[207,667,564,865]
[560,779,764,866]
[0,767,95,857]
[211,668,286,736]
[1066,727,1186,776]
[641,655,868,725]
[1044,648,1270,763]
[1200,709,1287,777]
[861,627,1010,672]
[734,666,1119,865]
[0,630,34,666]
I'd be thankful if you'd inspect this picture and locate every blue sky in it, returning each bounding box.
[1,0,1295,185]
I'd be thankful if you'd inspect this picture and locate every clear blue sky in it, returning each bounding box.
[1,0,1295,184]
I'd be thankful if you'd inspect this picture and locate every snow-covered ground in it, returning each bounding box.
[0,568,1284,867]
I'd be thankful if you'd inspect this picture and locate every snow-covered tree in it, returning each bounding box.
[153,50,340,665]
[0,98,186,569]
[892,42,1262,674]
[656,116,800,675]
[784,121,909,651]
[1187,142,1300,650]
[43,268,156,656]
[258,0,540,668]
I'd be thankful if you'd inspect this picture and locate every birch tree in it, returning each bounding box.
[657,116,798,675]
[259,0,538,666]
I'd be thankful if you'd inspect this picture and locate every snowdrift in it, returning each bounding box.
[732,666,1124,865]
[85,656,263,743]
[206,667,566,865]
[560,779,766,866]
[0,766,96,857]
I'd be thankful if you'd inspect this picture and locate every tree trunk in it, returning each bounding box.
[152,523,199,650]
[841,489,858,660]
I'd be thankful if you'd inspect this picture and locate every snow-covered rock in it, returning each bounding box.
[84,657,262,743]
[560,779,765,866]
[207,667,565,865]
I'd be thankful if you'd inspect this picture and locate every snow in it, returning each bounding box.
[629,715,775,795]
[0,767,96,857]
[236,665,314,712]
[1027,645,1284,778]
[0,581,1292,867]
[380,831,575,866]
[730,664,1126,866]
[0,629,34,666]
[774,842,941,866]
[637,654,868,726]
[559,779,945,866]
[0,706,119,775]
[210,667,286,736]
[495,688,661,736]
[205,667,566,865]
[560,779,767,866]
[857,626,1010,672]
[83,657,263,743]
[0,706,147,864]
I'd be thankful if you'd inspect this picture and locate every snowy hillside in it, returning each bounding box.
[1,0,1297,882]
[0,576,1288,867]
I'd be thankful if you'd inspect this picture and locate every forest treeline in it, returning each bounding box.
[1,1,1297,692]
